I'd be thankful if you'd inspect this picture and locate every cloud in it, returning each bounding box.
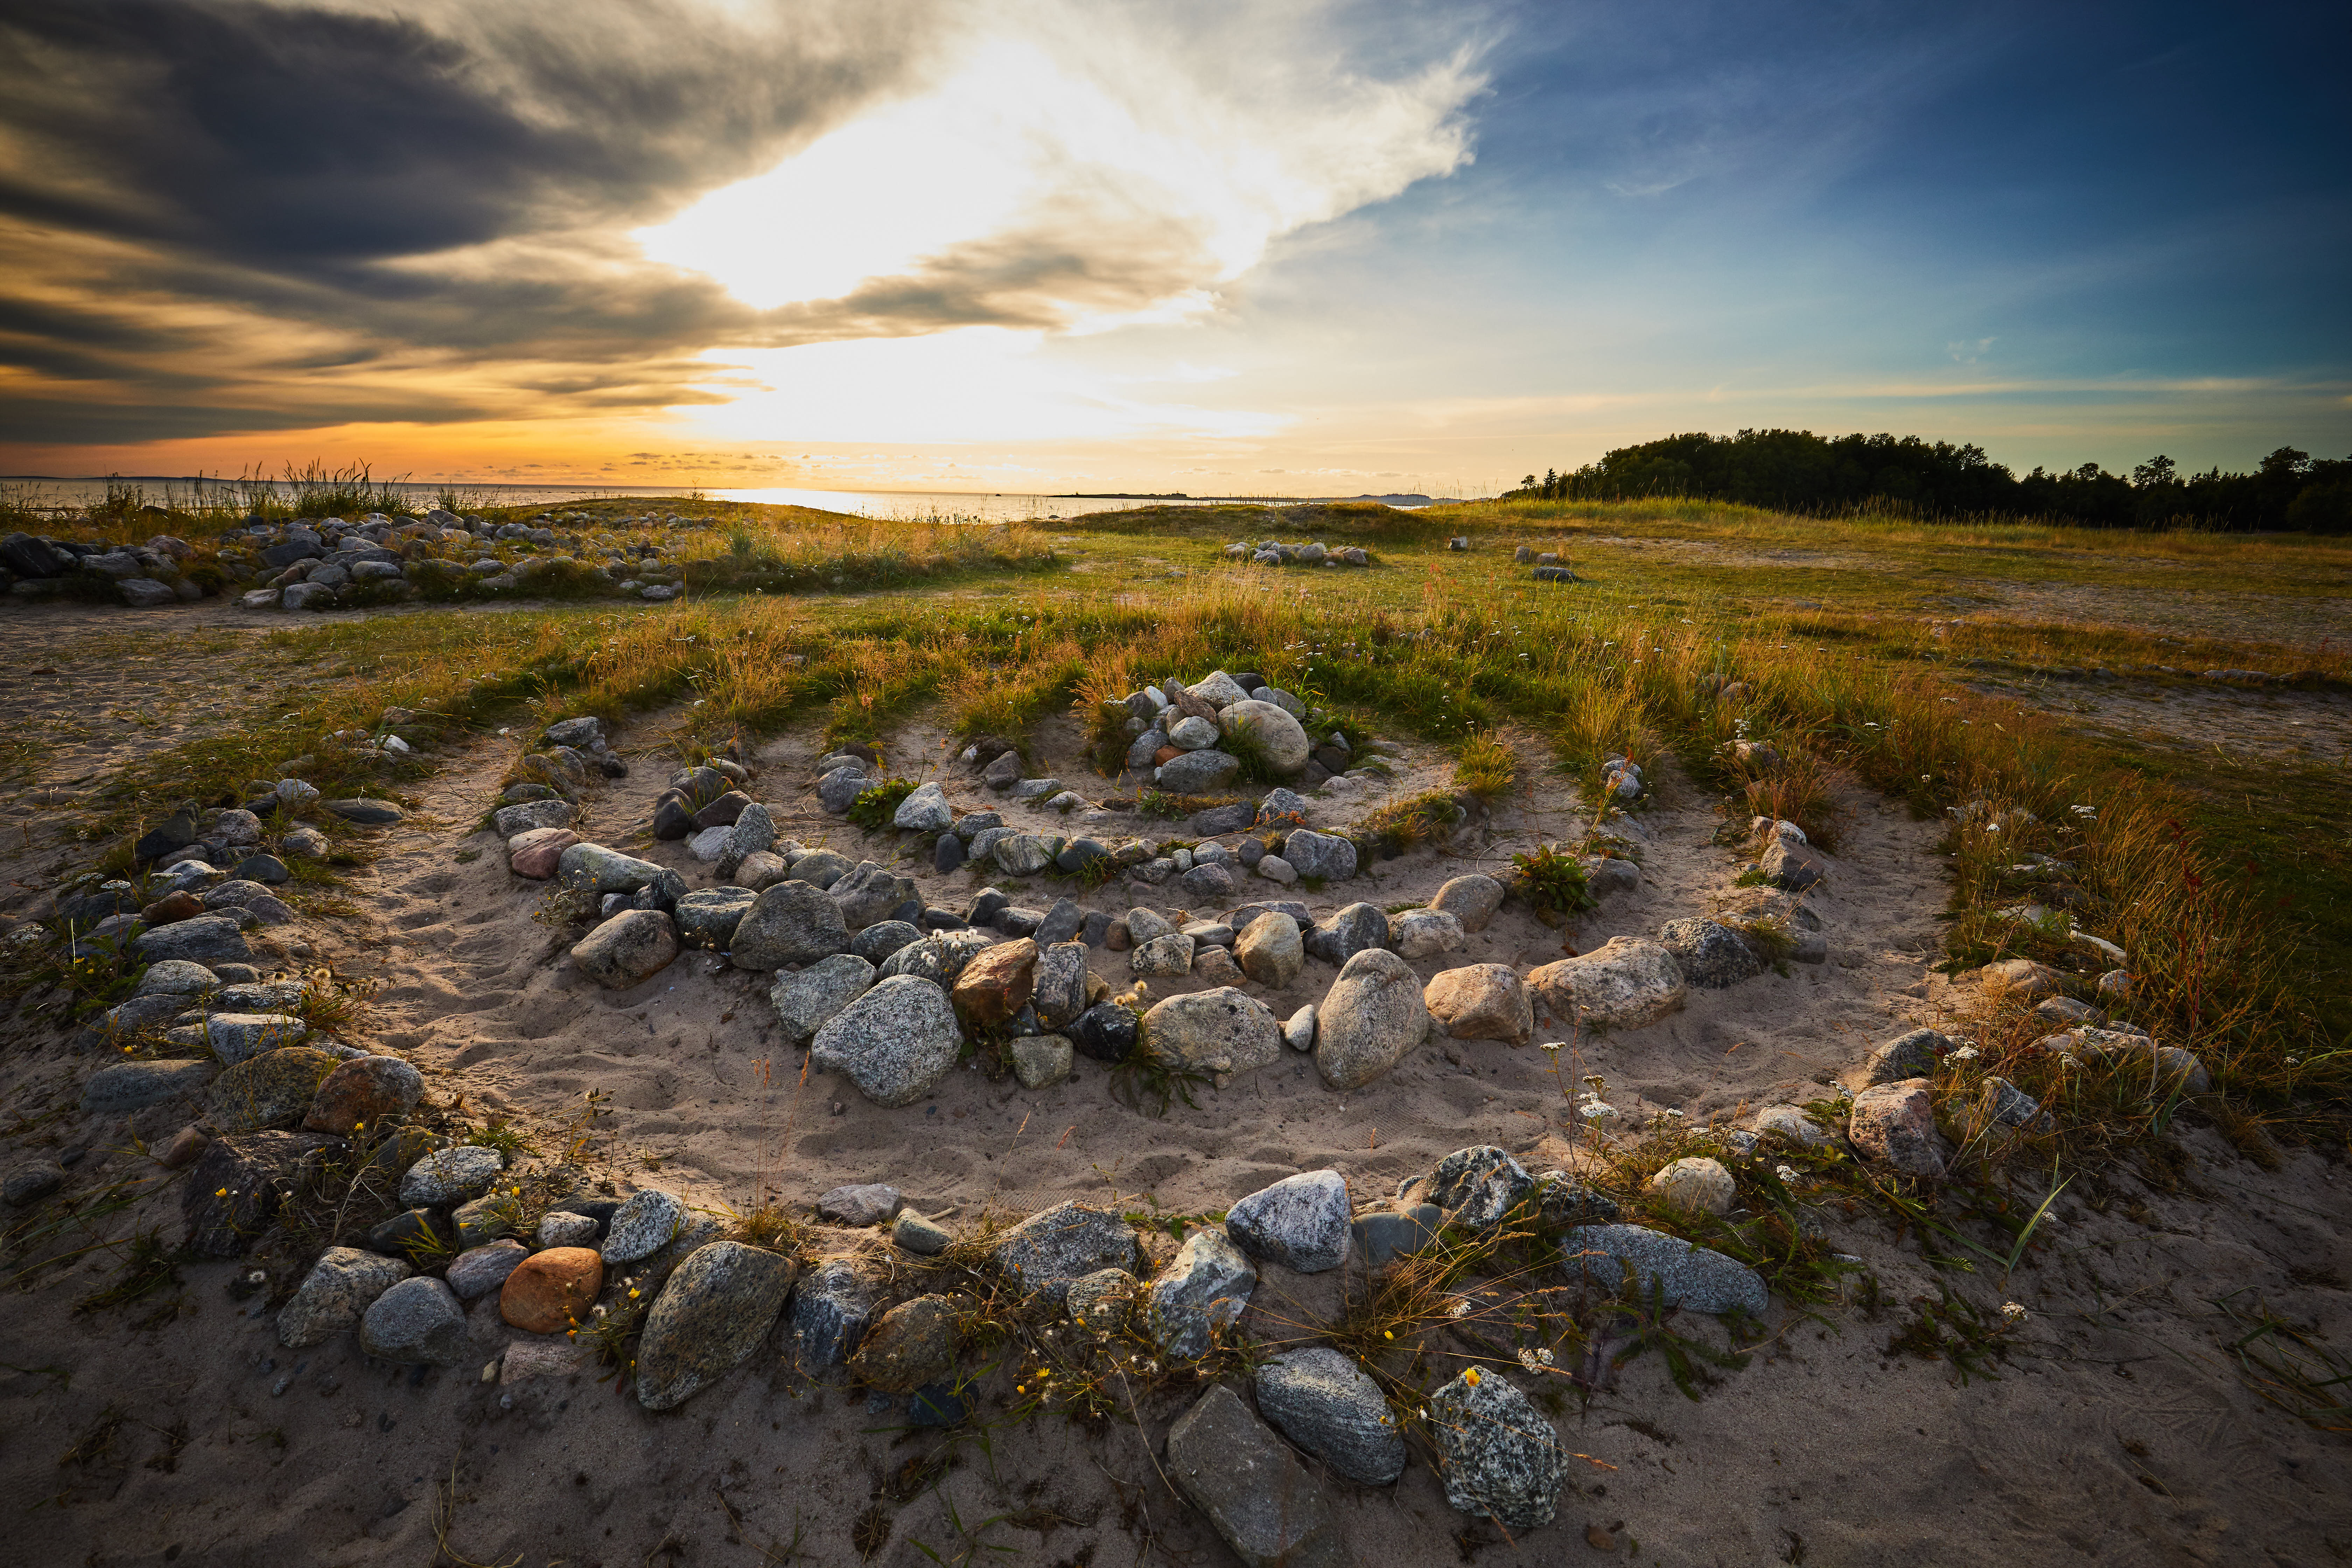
[0,0,1486,450]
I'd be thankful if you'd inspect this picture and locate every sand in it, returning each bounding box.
[2,690,2348,1566]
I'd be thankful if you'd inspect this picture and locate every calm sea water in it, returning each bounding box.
[0,477,1311,522]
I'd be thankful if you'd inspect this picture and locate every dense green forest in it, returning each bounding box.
[1512,429,2352,531]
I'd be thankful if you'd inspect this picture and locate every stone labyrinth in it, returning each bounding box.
[12,659,2196,1558]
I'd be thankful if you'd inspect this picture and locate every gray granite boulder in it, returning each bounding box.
[729,881,851,969]
[1223,1170,1351,1273]
[602,1188,687,1265]
[1422,1145,1534,1230]
[767,953,875,1045]
[358,1276,470,1366]
[570,909,678,988]
[399,1145,504,1206]
[1140,987,1282,1078]
[1427,1370,1567,1528]
[1147,1227,1256,1359]
[1255,1346,1405,1485]
[278,1246,410,1348]
[810,975,960,1106]
[636,1241,799,1409]
[785,1256,872,1371]
[1429,874,1506,932]
[1280,830,1356,883]
[1303,902,1388,965]
[879,928,996,984]
[132,915,250,967]
[1157,749,1241,793]
[1658,917,1763,988]
[555,843,668,895]
[1165,1385,1346,1568]
[674,888,757,949]
[990,1203,1140,1305]
[1560,1223,1768,1315]
[1313,947,1428,1090]
[80,1058,215,1114]
[1864,1027,1951,1085]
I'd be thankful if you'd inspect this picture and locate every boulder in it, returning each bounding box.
[1422,964,1533,1044]
[1303,903,1388,965]
[446,1240,529,1301]
[817,765,870,813]
[1646,1156,1736,1215]
[1131,931,1196,977]
[399,1144,504,1206]
[1280,830,1357,883]
[849,1293,961,1395]
[674,888,757,949]
[730,881,852,969]
[132,914,251,967]
[1562,1224,1768,1315]
[1754,1105,1835,1148]
[495,800,576,838]
[1223,1170,1351,1273]
[1422,1146,1534,1230]
[892,781,953,832]
[1657,918,1763,989]
[1253,1346,1405,1486]
[992,833,1055,877]
[1140,987,1282,1079]
[990,1203,1140,1305]
[1011,1034,1073,1088]
[196,1011,308,1066]
[1030,941,1088,1027]
[767,953,876,1045]
[1525,937,1686,1030]
[278,1247,411,1348]
[1157,749,1241,793]
[1313,948,1429,1090]
[1427,1370,1568,1530]
[1147,1227,1256,1358]
[554,843,667,894]
[1430,874,1506,931]
[1757,836,1829,890]
[1233,911,1303,986]
[952,936,1036,1025]
[81,1058,216,1115]
[1282,1004,1316,1052]
[810,975,962,1107]
[1849,1078,1949,1178]
[1069,1001,1139,1063]
[590,1189,682,1267]
[358,1277,471,1366]
[500,1247,604,1334]
[570,909,678,988]
[1864,1027,1951,1085]
[208,1047,340,1133]
[636,1241,800,1410]
[816,1183,903,1227]
[1217,700,1311,775]
[879,928,995,984]
[785,1257,873,1370]
[301,1056,423,1134]
[1391,908,1465,959]
[1983,958,2064,1003]
[506,826,579,878]
[1165,1385,1347,1568]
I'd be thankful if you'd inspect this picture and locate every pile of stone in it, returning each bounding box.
[1508,544,1579,584]
[2,530,211,607]
[224,507,722,612]
[1221,539,1373,568]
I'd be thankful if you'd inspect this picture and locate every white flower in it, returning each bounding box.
[2002,1302,2029,1324]
[1948,1045,1980,1062]
[1539,1041,1565,1055]
[1774,1163,1799,1183]
[1449,1299,1473,1318]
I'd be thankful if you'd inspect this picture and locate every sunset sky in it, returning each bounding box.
[1,0,2344,495]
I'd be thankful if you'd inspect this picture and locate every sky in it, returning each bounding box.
[0,0,2345,495]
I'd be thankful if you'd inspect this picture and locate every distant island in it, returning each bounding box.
[1053,491,1441,505]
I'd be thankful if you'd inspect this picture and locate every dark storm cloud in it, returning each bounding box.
[0,0,933,441]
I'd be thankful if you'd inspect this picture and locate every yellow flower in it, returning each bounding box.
[1464,1367,1482,1387]
[215,1188,227,1197]
[1016,1385,1026,1394]
[1383,1330,1394,1340]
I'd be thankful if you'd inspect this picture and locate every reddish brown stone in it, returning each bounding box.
[952,937,1036,1026]
[1849,1078,1949,1179]
[142,890,203,926]
[157,1125,209,1169]
[301,1055,424,1134]
[1154,746,1183,766]
[500,1247,604,1334]
[507,826,579,879]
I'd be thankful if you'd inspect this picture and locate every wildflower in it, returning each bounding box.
[1449,1299,1472,1318]
[1948,1045,1980,1062]
[1539,1041,1564,1055]
[1774,1164,1799,1183]
[215,1188,227,1197]
[2001,1302,2029,1324]
[1383,1330,1394,1340]
[1463,1367,1482,1387]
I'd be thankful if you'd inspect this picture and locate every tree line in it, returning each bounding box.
[1511,428,2352,532]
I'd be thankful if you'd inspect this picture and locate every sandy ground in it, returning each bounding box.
[3,685,2349,1567]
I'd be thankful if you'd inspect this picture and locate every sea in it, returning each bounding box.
[2,477,1445,523]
